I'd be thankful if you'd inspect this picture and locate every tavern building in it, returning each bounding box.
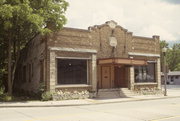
[14,21,161,97]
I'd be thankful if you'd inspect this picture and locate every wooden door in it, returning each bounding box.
[114,66,120,88]
[114,66,127,88]
[101,66,111,89]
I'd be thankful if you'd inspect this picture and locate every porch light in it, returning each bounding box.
[162,47,167,53]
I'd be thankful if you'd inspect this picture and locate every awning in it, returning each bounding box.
[98,58,147,65]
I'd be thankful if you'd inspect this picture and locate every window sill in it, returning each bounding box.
[55,84,92,88]
[134,82,157,85]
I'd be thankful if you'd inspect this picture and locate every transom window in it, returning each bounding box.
[57,59,88,84]
[134,63,156,83]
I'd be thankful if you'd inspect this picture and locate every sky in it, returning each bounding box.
[65,0,180,43]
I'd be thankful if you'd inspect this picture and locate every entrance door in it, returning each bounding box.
[101,66,111,89]
[114,66,127,88]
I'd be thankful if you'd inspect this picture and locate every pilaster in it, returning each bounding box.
[130,66,135,90]
[156,58,161,89]
[91,54,97,92]
[49,51,56,92]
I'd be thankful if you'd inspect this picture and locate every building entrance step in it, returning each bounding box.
[97,88,137,98]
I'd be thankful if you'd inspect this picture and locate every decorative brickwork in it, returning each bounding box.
[14,20,161,97]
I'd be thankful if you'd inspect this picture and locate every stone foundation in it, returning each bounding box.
[134,85,163,95]
[53,89,89,100]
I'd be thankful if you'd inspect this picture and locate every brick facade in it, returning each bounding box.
[14,20,161,96]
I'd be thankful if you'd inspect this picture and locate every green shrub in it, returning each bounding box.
[3,94,12,101]
[41,91,52,101]
[38,83,46,93]
[0,86,5,96]
[0,93,13,101]
[0,86,5,101]
[36,83,46,98]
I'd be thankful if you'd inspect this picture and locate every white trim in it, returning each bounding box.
[134,82,158,85]
[128,52,160,57]
[55,84,91,88]
[49,47,97,53]
[147,60,157,63]
[56,57,91,60]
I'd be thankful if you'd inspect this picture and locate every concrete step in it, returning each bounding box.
[97,90,120,99]
[120,88,136,96]
[97,88,137,98]
[98,88,120,92]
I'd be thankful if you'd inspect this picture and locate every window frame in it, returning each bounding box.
[134,62,156,83]
[56,57,90,85]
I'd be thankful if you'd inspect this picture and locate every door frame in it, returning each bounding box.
[100,65,112,89]
[114,65,127,88]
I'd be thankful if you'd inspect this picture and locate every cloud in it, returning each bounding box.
[65,0,180,42]
[162,0,180,4]
[138,25,177,41]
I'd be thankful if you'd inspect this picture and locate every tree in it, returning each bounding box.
[174,63,180,71]
[160,40,180,72]
[0,33,7,90]
[160,40,169,49]
[0,0,68,96]
[167,43,180,71]
[160,40,169,72]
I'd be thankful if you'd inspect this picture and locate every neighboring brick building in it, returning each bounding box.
[14,20,161,97]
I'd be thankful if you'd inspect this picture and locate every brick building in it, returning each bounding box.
[14,20,161,97]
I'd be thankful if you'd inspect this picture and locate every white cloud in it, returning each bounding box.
[65,0,180,42]
[139,25,176,41]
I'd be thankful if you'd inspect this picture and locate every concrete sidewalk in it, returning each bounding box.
[0,85,180,108]
[0,94,180,108]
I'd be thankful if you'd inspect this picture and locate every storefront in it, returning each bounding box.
[15,20,161,97]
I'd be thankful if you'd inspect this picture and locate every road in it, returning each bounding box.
[1,97,180,121]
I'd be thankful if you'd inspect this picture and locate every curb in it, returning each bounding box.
[0,96,180,108]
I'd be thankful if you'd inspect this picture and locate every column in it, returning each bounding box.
[91,54,97,92]
[156,58,161,89]
[130,66,135,90]
[49,51,56,92]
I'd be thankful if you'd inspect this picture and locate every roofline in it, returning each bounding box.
[133,35,154,40]
[62,27,90,33]
[49,47,97,53]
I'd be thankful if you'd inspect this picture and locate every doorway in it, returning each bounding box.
[101,66,111,89]
[114,65,128,88]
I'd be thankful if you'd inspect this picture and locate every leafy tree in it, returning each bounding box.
[160,40,169,49]
[160,40,169,72]
[0,0,68,95]
[0,24,7,91]
[174,63,180,71]
[167,43,180,71]
[160,40,180,72]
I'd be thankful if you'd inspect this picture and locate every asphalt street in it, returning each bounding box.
[0,97,180,121]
